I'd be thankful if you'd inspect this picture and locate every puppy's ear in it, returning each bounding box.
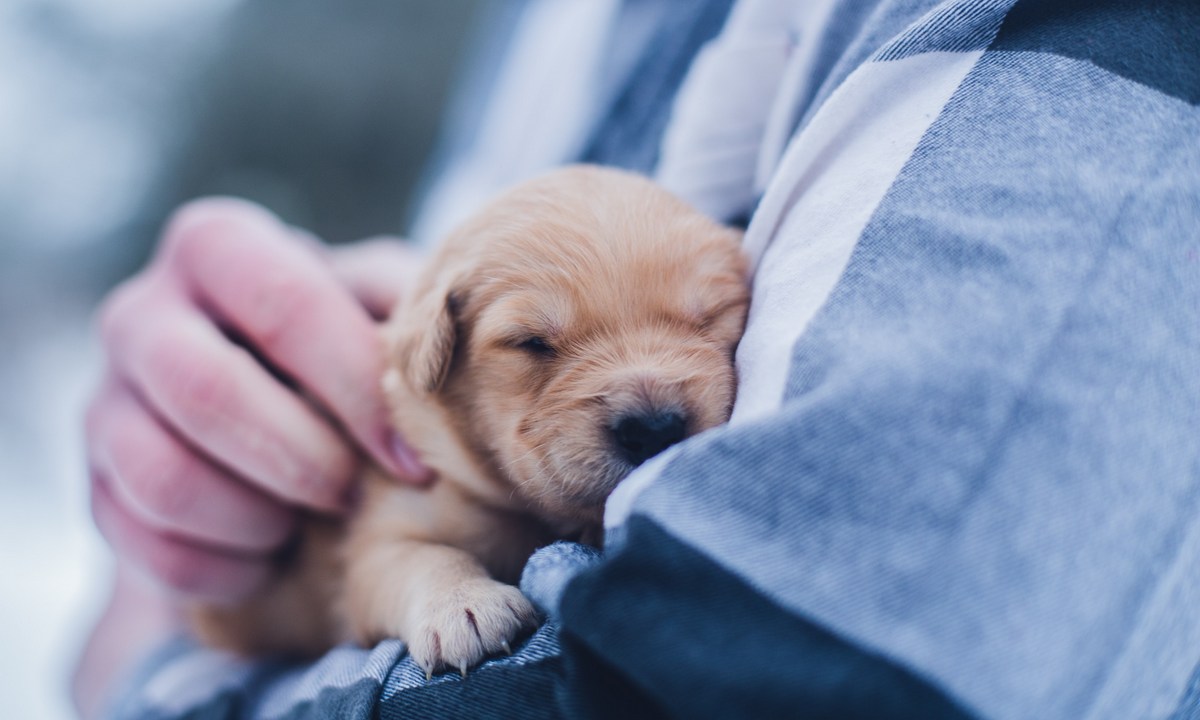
[385,273,462,394]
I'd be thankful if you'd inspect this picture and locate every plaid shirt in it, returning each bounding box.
[109,0,1200,718]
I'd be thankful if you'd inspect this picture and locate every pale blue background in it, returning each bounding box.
[0,1,480,716]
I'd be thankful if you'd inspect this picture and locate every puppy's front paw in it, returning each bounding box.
[409,579,538,679]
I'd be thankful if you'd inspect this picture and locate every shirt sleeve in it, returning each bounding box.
[567,0,1200,718]
[107,623,566,720]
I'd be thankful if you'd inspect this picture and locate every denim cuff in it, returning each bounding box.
[519,541,604,620]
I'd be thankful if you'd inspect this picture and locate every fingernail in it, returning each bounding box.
[388,430,432,483]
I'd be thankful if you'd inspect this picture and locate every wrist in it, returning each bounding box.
[71,565,185,720]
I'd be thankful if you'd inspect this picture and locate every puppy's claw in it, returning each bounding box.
[500,640,512,656]
[425,668,433,682]
[458,663,468,679]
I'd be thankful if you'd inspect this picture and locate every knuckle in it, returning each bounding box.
[158,347,232,416]
[112,436,197,522]
[175,365,231,417]
[247,269,319,348]
[162,197,271,264]
[152,550,210,595]
[150,350,238,437]
[96,277,147,348]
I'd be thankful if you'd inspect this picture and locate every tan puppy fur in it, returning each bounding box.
[191,165,749,676]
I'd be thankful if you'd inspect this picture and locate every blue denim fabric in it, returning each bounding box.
[520,542,604,620]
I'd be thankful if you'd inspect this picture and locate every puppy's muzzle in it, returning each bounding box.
[608,409,688,466]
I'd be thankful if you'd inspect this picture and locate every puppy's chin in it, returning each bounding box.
[504,450,631,526]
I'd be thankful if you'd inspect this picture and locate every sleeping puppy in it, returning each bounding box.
[191,165,750,677]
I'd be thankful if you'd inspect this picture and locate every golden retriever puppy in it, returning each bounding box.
[191,165,749,677]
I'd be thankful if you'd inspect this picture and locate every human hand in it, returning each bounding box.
[86,198,431,603]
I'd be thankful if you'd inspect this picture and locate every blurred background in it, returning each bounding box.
[0,1,483,716]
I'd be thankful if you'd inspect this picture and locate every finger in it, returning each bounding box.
[101,276,359,512]
[91,470,270,603]
[87,378,297,552]
[160,199,431,484]
[326,237,427,320]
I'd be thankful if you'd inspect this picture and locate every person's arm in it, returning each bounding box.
[73,199,431,718]
[72,567,180,720]
[552,2,1200,717]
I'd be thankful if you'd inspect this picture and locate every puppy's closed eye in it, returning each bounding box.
[513,336,556,357]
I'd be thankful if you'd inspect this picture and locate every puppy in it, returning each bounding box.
[191,165,750,677]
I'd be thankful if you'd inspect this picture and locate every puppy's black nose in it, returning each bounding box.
[611,410,688,466]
